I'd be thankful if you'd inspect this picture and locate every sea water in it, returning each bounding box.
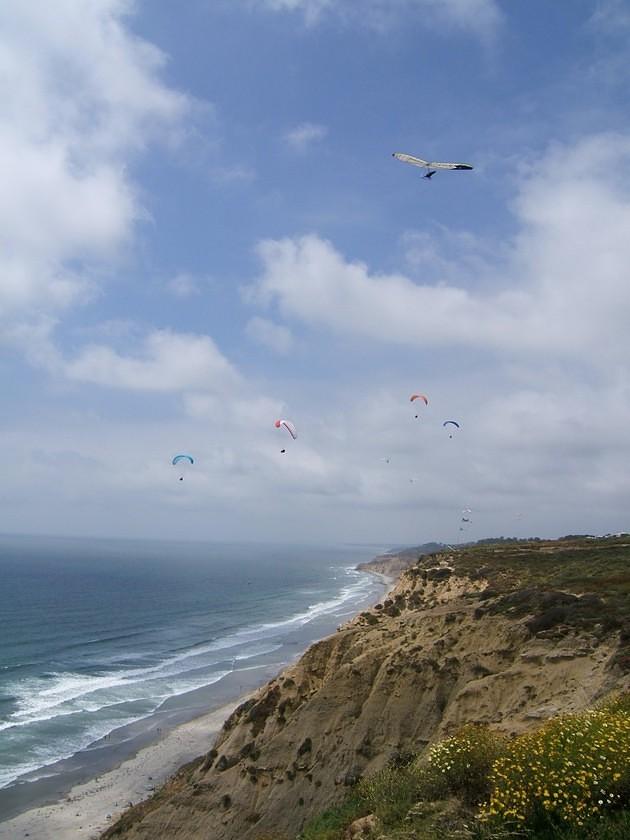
[0,535,387,821]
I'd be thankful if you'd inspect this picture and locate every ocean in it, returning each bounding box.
[0,535,388,822]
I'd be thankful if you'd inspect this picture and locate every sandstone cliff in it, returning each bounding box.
[355,542,445,578]
[103,538,630,840]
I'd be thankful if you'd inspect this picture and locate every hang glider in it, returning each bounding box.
[393,152,473,180]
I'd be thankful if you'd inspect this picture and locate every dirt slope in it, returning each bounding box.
[103,539,629,840]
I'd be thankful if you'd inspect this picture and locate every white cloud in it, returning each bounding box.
[589,0,630,33]
[6,131,629,543]
[228,132,630,540]
[167,273,202,298]
[247,133,630,365]
[285,122,328,152]
[248,232,531,352]
[254,0,331,24]
[4,357,629,542]
[245,316,294,353]
[249,0,502,38]
[64,330,240,392]
[0,1,190,330]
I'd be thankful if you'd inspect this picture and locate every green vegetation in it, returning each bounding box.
[480,694,630,831]
[445,535,630,622]
[298,695,630,840]
[299,538,630,839]
[427,724,507,805]
[299,793,364,840]
[426,535,630,669]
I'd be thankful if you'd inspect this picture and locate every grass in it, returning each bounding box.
[298,792,366,840]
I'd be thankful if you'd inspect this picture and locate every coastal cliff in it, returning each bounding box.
[103,537,630,840]
[355,542,444,578]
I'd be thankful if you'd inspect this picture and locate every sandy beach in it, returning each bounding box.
[0,696,248,840]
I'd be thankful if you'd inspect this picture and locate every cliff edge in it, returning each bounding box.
[103,537,630,840]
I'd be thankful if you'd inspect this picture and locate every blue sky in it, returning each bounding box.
[1,0,630,544]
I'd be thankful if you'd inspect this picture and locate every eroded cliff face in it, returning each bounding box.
[103,552,628,840]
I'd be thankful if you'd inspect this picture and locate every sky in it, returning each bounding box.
[1,0,630,545]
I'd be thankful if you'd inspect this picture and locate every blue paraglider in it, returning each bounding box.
[172,454,194,481]
[443,420,460,439]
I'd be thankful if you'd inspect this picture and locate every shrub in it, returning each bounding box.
[556,811,630,838]
[298,793,365,840]
[480,696,630,830]
[357,765,421,826]
[426,724,507,804]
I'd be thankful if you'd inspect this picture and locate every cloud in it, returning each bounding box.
[167,273,202,298]
[0,1,190,332]
[248,232,530,352]
[230,132,630,540]
[247,133,630,365]
[10,131,628,543]
[285,122,328,152]
[253,0,330,24]
[245,316,294,353]
[64,330,240,392]
[589,0,630,33]
[249,0,502,38]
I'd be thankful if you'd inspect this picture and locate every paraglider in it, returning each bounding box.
[393,152,474,180]
[443,420,460,439]
[410,393,428,419]
[172,454,194,481]
[275,419,297,453]
[459,507,472,530]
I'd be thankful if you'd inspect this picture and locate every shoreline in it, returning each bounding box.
[0,563,394,840]
[0,695,251,840]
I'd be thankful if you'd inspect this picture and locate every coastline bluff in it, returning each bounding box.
[103,538,630,840]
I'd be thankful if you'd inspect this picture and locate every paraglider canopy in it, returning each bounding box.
[275,419,297,452]
[172,454,194,481]
[275,419,297,439]
[172,454,194,466]
[410,393,428,418]
[443,420,460,439]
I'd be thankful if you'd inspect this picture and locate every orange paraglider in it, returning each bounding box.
[409,393,428,419]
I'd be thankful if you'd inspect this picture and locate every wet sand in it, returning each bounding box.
[0,696,248,840]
